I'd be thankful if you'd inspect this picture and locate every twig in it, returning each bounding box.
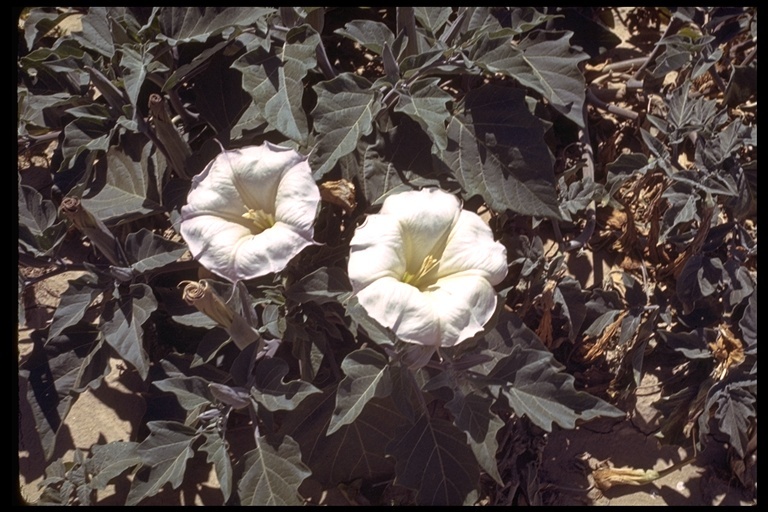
[586,87,640,121]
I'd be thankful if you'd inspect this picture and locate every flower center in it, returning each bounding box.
[402,254,439,289]
[242,207,276,233]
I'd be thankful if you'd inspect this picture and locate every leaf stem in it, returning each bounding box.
[586,87,639,121]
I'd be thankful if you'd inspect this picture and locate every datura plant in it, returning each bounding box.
[19,6,756,507]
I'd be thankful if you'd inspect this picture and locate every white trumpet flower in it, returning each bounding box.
[348,188,507,348]
[180,142,320,282]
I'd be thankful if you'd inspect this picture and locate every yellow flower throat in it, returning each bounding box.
[242,207,276,233]
[403,254,439,288]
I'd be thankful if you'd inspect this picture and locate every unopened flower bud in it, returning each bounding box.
[180,280,235,329]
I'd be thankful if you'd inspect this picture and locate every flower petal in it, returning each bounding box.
[348,214,407,290]
[274,157,320,233]
[181,216,314,282]
[379,189,460,271]
[438,210,508,284]
[355,277,441,346]
[180,143,320,282]
[424,274,498,346]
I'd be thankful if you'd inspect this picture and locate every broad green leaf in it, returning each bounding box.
[18,183,67,257]
[153,376,215,410]
[201,432,234,501]
[345,296,398,348]
[277,390,401,485]
[60,116,111,171]
[126,421,199,505]
[81,142,163,224]
[334,20,395,55]
[47,272,108,340]
[413,7,452,39]
[486,318,625,431]
[157,7,273,45]
[22,8,79,50]
[310,73,382,178]
[740,289,756,355]
[440,85,561,218]
[119,43,163,109]
[285,266,352,305]
[665,85,719,143]
[263,25,319,143]
[86,441,141,490]
[124,228,187,275]
[724,65,757,108]
[250,358,321,411]
[162,39,232,92]
[100,283,157,380]
[656,329,717,360]
[19,327,104,460]
[193,56,252,145]
[237,435,311,505]
[328,348,391,435]
[700,380,756,458]
[387,413,480,505]
[232,45,280,126]
[446,390,504,485]
[72,7,114,58]
[472,30,589,127]
[394,78,451,151]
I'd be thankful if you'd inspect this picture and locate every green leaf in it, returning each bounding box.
[250,358,321,412]
[277,390,402,485]
[310,73,382,178]
[86,441,141,490]
[119,43,162,109]
[665,85,719,143]
[472,30,589,127]
[263,25,320,143]
[334,19,395,55]
[124,228,187,275]
[232,44,279,126]
[700,380,756,458]
[237,435,311,505]
[285,266,352,305]
[328,348,392,435]
[47,272,109,340]
[81,142,163,224]
[482,313,625,431]
[22,8,79,50]
[345,296,399,348]
[656,329,717,360]
[394,78,451,151]
[126,421,199,505]
[157,7,273,45]
[18,183,67,257]
[724,65,757,107]
[440,84,561,218]
[59,116,111,171]
[153,376,215,411]
[413,7,453,39]
[201,432,234,501]
[193,55,253,145]
[387,414,480,505]
[740,289,756,355]
[162,39,232,92]
[446,390,504,485]
[72,7,115,58]
[100,283,157,380]
[19,328,103,460]
[488,335,625,430]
